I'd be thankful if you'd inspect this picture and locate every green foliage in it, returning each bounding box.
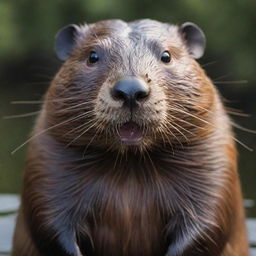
[0,2,20,58]
[1,0,256,79]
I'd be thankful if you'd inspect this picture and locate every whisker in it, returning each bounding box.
[31,74,55,80]
[63,118,96,136]
[201,60,218,68]
[144,148,157,174]
[10,97,93,105]
[231,121,256,134]
[158,126,175,154]
[226,111,250,117]
[213,74,231,81]
[170,114,206,131]
[65,121,99,148]
[55,104,95,115]
[169,122,190,140]
[64,101,95,111]
[214,80,248,85]
[232,137,253,152]
[194,105,213,115]
[11,112,90,154]
[83,122,104,158]
[3,111,41,119]
[168,114,198,133]
[170,107,214,127]
[225,107,250,117]
[113,149,120,169]
[158,127,168,148]
[113,128,122,169]
[162,122,186,145]
[24,81,50,86]
[11,100,44,105]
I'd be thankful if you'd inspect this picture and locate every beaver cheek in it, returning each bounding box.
[119,122,143,145]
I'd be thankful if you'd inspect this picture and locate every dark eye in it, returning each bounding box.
[88,51,99,64]
[161,51,171,63]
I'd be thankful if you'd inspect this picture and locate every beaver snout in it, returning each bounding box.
[111,77,150,109]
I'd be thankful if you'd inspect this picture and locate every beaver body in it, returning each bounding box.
[12,19,248,256]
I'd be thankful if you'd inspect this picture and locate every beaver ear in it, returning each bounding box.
[55,24,80,61]
[179,22,206,59]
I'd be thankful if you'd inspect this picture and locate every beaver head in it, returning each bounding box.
[44,19,214,153]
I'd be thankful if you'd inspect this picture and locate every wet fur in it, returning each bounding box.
[12,19,248,256]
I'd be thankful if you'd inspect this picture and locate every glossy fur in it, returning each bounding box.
[12,19,248,256]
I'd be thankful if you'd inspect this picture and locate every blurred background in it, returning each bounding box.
[0,0,255,219]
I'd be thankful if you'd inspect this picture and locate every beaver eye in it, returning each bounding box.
[161,51,171,63]
[88,51,99,64]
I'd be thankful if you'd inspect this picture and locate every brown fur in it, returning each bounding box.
[12,19,248,256]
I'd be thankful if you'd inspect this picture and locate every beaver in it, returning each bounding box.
[12,19,248,256]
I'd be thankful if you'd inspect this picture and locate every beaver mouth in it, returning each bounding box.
[119,121,143,145]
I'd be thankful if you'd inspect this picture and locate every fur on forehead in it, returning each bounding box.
[75,19,131,45]
[129,19,182,45]
[75,19,182,47]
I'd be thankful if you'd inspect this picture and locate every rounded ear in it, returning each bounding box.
[179,22,206,59]
[55,24,80,61]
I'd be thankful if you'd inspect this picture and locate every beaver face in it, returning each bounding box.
[47,19,213,152]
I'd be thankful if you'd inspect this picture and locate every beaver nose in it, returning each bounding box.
[112,77,150,108]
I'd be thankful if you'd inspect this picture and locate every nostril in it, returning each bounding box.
[112,89,128,101]
[135,90,149,101]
